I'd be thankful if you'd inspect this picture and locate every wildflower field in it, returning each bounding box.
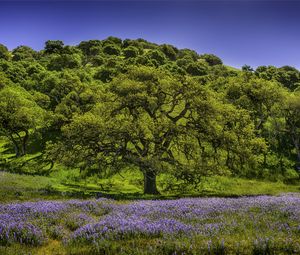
[1,194,300,254]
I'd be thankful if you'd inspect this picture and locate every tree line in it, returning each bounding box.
[0,37,299,194]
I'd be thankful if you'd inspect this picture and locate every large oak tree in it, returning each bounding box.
[51,67,265,194]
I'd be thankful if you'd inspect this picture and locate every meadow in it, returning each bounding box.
[0,171,299,254]
[1,169,300,202]
[1,193,300,254]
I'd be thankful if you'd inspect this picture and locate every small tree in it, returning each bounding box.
[186,62,208,76]
[160,44,178,61]
[103,44,121,56]
[123,46,139,59]
[12,46,37,61]
[0,86,45,157]
[0,44,10,60]
[44,40,64,54]
[199,54,223,66]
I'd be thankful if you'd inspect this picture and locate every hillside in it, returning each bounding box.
[0,37,300,195]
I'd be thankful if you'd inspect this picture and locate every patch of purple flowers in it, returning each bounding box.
[0,194,299,247]
[69,214,193,244]
[0,215,44,246]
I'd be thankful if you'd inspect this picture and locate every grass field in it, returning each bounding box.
[0,169,299,254]
[0,170,299,202]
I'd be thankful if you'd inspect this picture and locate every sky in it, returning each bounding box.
[0,0,299,69]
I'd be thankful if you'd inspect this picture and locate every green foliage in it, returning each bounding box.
[90,55,105,67]
[159,44,178,61]
[103,36,123,47]
[12,45,37,61]
[78,40,102,56]
[0,86,45,157]
[145,49,167,66]
[123,46,139,59]
[284,92,300,171]
[242,64,254,72]
[102,44,121,56]
[0,43,10,60]
[0,38,299,195]
[44,40,64,54]
[276,66,300,91]
[177,48,199,60]
[255,65,300,91]
[0,71,12,89]
[94,67,117,82]
[47,53,82,70]
[186,61,208,76]
[199,53,223,66]
[0,60,28,83]
[176,56,194,69]
[135,38,158,49]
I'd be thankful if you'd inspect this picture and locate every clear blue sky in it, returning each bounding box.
[0,0,299,69]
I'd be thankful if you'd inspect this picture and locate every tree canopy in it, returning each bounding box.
[0,37,299,193]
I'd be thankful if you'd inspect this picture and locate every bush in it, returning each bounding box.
[145,50,166,65]
[103,44,121,56]
[123,46,139,59]
[186,62,208,76]
[200,54,223,66]
[94,67,117,82]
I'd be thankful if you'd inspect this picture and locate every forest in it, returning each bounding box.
[0,37,300,194]
[1,37,300,254]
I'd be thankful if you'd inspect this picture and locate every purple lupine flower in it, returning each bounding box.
[0,193,299,247]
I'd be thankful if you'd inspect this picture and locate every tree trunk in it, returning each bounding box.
[143,170,159,195]
[21,130,29,156]
[9,134,20,157]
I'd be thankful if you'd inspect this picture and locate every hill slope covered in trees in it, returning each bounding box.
[0,37,300,194]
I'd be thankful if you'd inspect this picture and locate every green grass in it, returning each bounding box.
[0,171,60,202]
[0,168,299,203]
[182,175,300,197]
[0,138,13,159]
[224,65,241,72]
